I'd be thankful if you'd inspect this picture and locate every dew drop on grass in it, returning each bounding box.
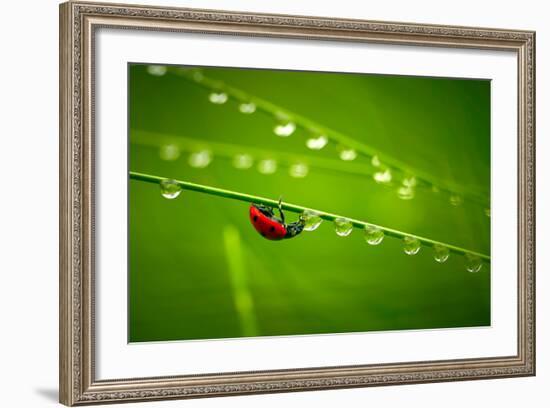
[302,210,323,231]
[289,163,309,178]
[364,225,384,245]
[373,169,392,184]
[257,159,277,174]
[160,179,182,199]
[450,194,463,206]
[208,92,228,104]
[334,218,353,237]
[465,254,483,273]
[306,135,328,150]
[484,208,491,217]
[147,65,167,76]
[188,150,212,168]
[371,155,381,167]
[433,244,450,263]
[191,69,204,82]
[232,154,253,169]
[338,148,357,161]
[159,144,180,161]
[274,122,296,137]
[403,236,421,255]
[402,176,417,187]
[239,102,256,114]
[397,185,415,200]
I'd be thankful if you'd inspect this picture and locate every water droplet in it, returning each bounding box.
[258,159,277,174]
[334,217,353,237]
[402,176,417,187]
[209,92,228,104]
[364,225,384,245]
[289,163,309,178]
[433,244,450,263]
[431,185,440,193]
[373,169,392,184]
[450,194,463,206]
[188,150,212,168]
[484,208,491,217]
[403,236,421,255]
[232,154,253,169]
[306,135,328,150]
[273,122,296,137]
[301,210,322,231]
[239,102,256,114]
[338,148,357,161]
[397,185,415,200]
[147,65,167,76]
[191,69,204,82]
[159,144,180,161]
[465,254,482,273]
[160,179,181,199]
[371,155,381,167]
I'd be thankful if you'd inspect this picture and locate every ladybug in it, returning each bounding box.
[249,198,305,241]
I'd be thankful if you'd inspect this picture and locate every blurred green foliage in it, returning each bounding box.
[129,64,490,342]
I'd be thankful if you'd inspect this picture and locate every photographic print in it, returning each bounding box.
[60,4,535,404]
[128,64,491,343]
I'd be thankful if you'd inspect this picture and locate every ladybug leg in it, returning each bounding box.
[256,204,275,217]
[277,196,286,226]
[284,219,305,239]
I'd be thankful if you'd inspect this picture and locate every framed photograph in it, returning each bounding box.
[59,1,536,405]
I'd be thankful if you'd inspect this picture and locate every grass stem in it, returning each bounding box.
[130,171,490,262]
[172,67,490,207]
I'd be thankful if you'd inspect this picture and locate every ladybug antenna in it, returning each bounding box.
[277,196,286,225]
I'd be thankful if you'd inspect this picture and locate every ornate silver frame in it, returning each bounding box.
[59,1,536,405]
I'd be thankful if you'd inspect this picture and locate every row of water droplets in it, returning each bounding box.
[159,140,490,216]
[148,64,490,215]
[149,66,346,168]
[159,140,489,217]
[159,143,311,179]
[200,67,379,179]
[204,82,360,175]
[158,178,483,273]
[300,210,483,272]
[371,159,490,215]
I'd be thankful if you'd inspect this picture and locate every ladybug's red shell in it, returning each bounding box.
[249,205,287,240]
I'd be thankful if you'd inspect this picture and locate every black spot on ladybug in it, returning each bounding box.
[270,226,275,232]
[253,216,258,222]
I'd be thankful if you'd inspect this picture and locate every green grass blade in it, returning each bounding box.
[223,225,258,337]
[130,171,490,262]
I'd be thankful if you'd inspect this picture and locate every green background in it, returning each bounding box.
[128,64,491,342]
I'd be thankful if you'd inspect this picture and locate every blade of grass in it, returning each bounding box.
[223,225,258,337]
[171,67,490,206]
[131,130,489,207]
[130,171,490,262]
[132,129,378,179]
